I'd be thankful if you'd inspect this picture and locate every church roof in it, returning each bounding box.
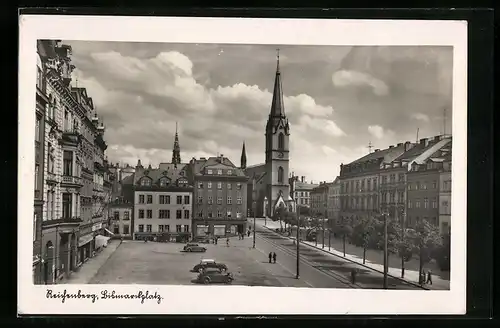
[270,53,285,118]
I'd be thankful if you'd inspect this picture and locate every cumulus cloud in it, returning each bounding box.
[410,113,430,122]
[367,125,385,139]
[67,42,453,182]
[332,70,389,96]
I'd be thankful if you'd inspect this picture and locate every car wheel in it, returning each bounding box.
[187,248,192,252]
[203,277,210,284]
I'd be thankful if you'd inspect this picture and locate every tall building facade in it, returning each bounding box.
[338,135,452,231]
[109,200,133,239]
[326,177,341,222]
[33,49,48,283]
[311,182,329,217]
[132,161,193,241]
[190,155,248,238]
[35,40,111,284]
[289,175,319,208]
[244,54,294,217]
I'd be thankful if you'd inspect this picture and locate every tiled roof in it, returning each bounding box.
[192,156,246,177]
[349,145,406,165]
[134,164,190,186]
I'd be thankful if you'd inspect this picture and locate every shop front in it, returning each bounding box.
[193,220,247,238]
[77,233,93,267]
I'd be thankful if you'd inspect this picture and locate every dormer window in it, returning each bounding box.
[217,169,222,175]
[179,171,185,176]
[207,169,213,174]
[177,178,188,187]
[159,177,170,187]
[227,169,232,175]
[140,177,152,186]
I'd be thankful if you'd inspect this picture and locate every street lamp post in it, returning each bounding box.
[296,208,300,279]
[253,201,256,249]
[383,211,389,289]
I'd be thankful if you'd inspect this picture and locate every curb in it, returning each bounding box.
[261,224,430,290]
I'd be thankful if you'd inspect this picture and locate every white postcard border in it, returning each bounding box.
[18,15,467,315]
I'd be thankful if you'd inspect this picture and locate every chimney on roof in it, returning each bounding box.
[374,149,380,152]
[397,143,403,147]
[404,141,412,151]
[434,136,442,142]
[301,176,305,183]
[389,145,394,148]
[200,157,206,160]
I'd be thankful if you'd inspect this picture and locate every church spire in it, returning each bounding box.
[171,122,181,165]
[270,49,285,117]
[240,141,247,169]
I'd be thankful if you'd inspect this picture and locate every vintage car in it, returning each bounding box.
[192,259,228,273]
[183,243,207,252]
[196,268,234,284]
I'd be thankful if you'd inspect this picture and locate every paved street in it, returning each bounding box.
[89,237,310,287]
[86,227,423,289]
[254,224,424,290]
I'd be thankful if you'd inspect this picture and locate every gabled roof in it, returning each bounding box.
[134,165,190,186]
[410,138,452,166]
[191,156,246,177]
[349,145,405,165]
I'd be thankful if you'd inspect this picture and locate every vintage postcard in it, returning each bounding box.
[18,15,467,315]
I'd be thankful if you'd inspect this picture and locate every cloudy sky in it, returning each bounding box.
[65,41,453,183]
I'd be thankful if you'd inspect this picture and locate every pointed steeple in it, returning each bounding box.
[172,122,181,165]
[270,49,285,118]
[240,141,247,169]
[136,159,143,168]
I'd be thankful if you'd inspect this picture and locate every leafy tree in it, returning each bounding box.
[392,221,415,278]
[409,219,444,283]
[351,215,377,264]
[271,205,285,231]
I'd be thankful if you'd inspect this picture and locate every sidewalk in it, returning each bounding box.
[63,240,122,284]
[256,218,450,290]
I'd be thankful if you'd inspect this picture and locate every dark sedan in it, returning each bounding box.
[183,243,207,252]
[192,259,228,273]
[196,269,234,285]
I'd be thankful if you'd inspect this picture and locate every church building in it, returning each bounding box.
[244,52,295,218]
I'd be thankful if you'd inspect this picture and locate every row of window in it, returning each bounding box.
[140,176,189,187]
[408,198,440,209]
[113,224,130,235]
[197,182,243,190]
[205,169,234,175]
[137,224,190,233]
[113,211,130,220]
[138,209,190,219]
[198,196,243,205]
[294,191,311,198]
[295,198,310,205]
[341,177,452,193]
[138,194,190,205]
[196,210,242,219]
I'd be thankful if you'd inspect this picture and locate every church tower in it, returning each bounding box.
[172,122,181,166]
[265,50,290,217]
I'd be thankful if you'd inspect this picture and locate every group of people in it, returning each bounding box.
[420,270,433,285]
[268,252,277,264]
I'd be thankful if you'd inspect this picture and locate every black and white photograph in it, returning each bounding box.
[19,16,467,315]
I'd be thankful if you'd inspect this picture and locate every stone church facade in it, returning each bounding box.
[244,53,295,218]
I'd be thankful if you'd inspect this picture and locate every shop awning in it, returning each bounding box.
[78,234,94,247]
[104,228,115,236]
[95,235,110,249]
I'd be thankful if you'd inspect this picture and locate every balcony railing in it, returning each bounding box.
[61,175,83,186]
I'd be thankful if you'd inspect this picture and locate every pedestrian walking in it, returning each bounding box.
[215,237,218,245]
[272,252,277,264]
[247,230,251,237]
[350,268,357,284]
[268,252,272,263]
[242,233,244,240]
[226,238,230,247]
[426,270,433,285]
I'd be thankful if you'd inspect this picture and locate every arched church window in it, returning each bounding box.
[278,166,284,184]
[278,132,285,150]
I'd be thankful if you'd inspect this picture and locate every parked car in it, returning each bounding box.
[196,268,234,284]
[192,259,228,273]
[183,243,207,252]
